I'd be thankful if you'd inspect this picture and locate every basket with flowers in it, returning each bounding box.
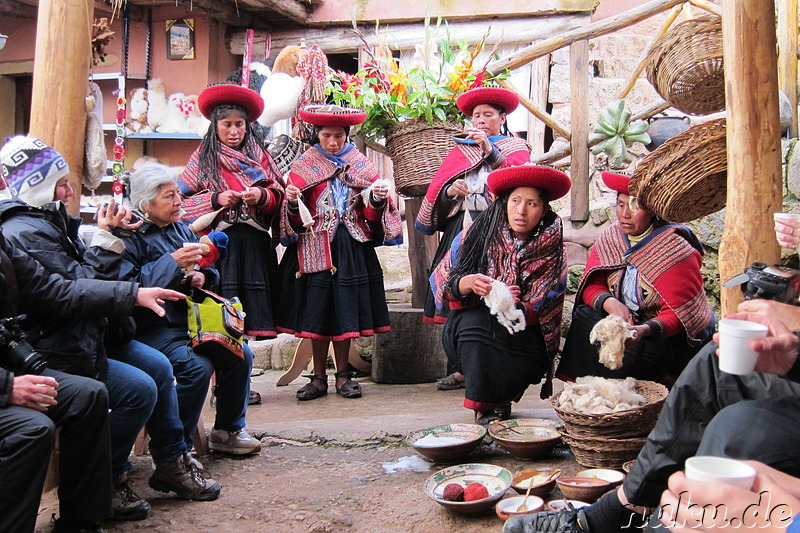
[326,18,507,196]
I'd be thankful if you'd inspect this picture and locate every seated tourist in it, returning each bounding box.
[557,170,714,386]
[120,163,261,456]
[430,165,571,425]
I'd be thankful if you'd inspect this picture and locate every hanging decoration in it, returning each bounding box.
[112,90,126,203]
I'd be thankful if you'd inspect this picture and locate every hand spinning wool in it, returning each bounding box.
[558,376,646,415]
[589,314,634,370]
[482,279,526,334]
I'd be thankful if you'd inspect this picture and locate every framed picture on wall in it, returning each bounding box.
[166,19,195,60]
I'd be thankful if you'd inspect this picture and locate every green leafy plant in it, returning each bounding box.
[590,99,650,169]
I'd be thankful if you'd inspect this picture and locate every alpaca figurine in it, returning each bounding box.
[146,78,168,133]
[126,87,150,134]
[182,94,210,136]
[157,92,187,133]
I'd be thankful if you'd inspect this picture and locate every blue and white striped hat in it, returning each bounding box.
[0,136,69,207]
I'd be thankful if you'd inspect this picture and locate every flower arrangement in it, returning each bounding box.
[326,17,506,143]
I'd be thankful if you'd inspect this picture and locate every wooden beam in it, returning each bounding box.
[0,0,38,18]
[719,0,782,315]
[238,0,309,25]
[173,0,273,30]
[227,15,586,56]
[570,40,590,222]
[528,53,551,156]
[778,0,799,137]
[689,0,722,16]
[486,0,687,76]
[497,79,570,141]
[404,198,439,308]
[30,0,93,216]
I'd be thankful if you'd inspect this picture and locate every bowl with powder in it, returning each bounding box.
[407,423,487,463]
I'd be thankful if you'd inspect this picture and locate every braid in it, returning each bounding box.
[449,195,507,279]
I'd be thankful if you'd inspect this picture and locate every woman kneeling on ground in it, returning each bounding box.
[431,165,571,425]
[556,171,715,386]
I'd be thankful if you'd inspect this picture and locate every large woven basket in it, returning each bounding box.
[630,118,727,223]
[550,380,668,438]
[385,118,462,198]
[559,430,647,469]
[645,16,724,115]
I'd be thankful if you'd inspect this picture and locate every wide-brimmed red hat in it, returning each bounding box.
[298,104,366,127]
[488,165,571,200]
[456,86,520,116]
[198,84,264,122]
[601,171,632,195]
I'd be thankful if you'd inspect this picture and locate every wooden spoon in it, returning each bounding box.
[516,477,535,512]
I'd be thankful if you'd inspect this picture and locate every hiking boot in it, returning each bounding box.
[149,453,221,501]
[208,427,262,455]
[110,480,150,521]
[503,509,591,533]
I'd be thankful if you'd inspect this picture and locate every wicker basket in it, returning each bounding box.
[559,430,647,469]
[630,118,727,223]
[645,16,724,115]
[550,380,668,438]
[385,118,462,198]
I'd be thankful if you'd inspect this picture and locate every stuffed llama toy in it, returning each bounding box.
[157,92,188,133]
[146,78,168,132]
[182,94,210,136]
[126,87,150,134]
[482,279,526,335]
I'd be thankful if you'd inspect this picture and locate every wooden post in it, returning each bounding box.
[719,0,782,316]
[528,54,551,155]
[29,0,93,216]
[404,197,439,309]
[779,0,799,138]
[570,40,590,222]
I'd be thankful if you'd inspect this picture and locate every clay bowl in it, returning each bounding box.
[546,499,591,512]
[495,495,545,521]
[556,476,612,503]
[511,468,561,498]
[577,468,626,488]
[488,419,562,460]
[424,463,513,515]
[407,423,487,464]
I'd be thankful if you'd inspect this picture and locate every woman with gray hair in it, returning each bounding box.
[120,162,262,457]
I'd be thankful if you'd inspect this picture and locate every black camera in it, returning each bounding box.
[0,315,46,375]
[723,262,800,305]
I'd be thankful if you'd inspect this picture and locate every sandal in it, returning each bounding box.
[248,390,262,405]
[296,374,328,401]
[494,405,512,421]
[474,410,501,426]
[436,372,466,390]
[334,370,362,399]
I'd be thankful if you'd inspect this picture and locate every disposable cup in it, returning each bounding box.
[34,383,56,408]
[718,318,768,375]
[773,212,800,223]
[685,456,756,490]
[182,242,201,249]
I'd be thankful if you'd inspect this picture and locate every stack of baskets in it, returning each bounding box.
[550,380,668,469]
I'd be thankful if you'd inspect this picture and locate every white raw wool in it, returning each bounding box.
[558,376,647,415]
[482,279,525,334]
[590,314,635,370]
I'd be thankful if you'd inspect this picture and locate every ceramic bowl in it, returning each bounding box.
[407,423,487,463]
[577,468,626,488]
[556,476,612,503]
[423,463,513,515]
[511,468,561,498]
[488,419,562,459]
[546,499,591,512]
[495,495,545,521]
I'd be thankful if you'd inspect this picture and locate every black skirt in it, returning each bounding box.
[423,211,465,323]
[442,304,549,409]
[557,304,705,384]
[276,226,390,341]
[218,223,280,340]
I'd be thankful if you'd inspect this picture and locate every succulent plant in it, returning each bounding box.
[589,99,650,169]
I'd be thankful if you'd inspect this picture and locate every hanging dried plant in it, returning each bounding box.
[91,18,115,66]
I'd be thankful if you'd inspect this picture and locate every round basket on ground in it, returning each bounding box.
[644,15,724,115]
[559,430,647,469]
[384,118,462,198]
[550,380,668,438]
[630,118,727,223]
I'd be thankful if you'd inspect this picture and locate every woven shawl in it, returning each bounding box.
[578,222,714,344]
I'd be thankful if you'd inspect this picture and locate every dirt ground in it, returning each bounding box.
[35,372,584,533]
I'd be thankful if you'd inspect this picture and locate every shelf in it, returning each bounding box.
[90,72,146,81]
[127,132,201,140]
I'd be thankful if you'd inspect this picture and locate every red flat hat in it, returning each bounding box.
[299,104,366,127]
[601,171,632,195]
[198,84,264,122]
[456,86,520,116]
[488,165,572,200]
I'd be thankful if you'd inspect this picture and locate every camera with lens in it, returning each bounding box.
[723,262,800,305]
[0,315,46,375]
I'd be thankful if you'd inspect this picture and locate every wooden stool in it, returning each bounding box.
[134,418,208,457]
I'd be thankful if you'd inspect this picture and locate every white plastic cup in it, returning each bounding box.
[718,318,768,375]
[34,383,56,408]
[773,212,800,223]
[685,456,757,490]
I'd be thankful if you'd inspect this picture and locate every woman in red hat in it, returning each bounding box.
[430,164,570,425]
[277,105,402,400]
[179,84,285,343]
[415,86,532,391]
[557,171,714,386]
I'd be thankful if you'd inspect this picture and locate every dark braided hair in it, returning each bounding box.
[449,186,553,286]
[198,104,264,184]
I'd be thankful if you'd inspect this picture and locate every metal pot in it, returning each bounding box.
[645,115,691,152]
